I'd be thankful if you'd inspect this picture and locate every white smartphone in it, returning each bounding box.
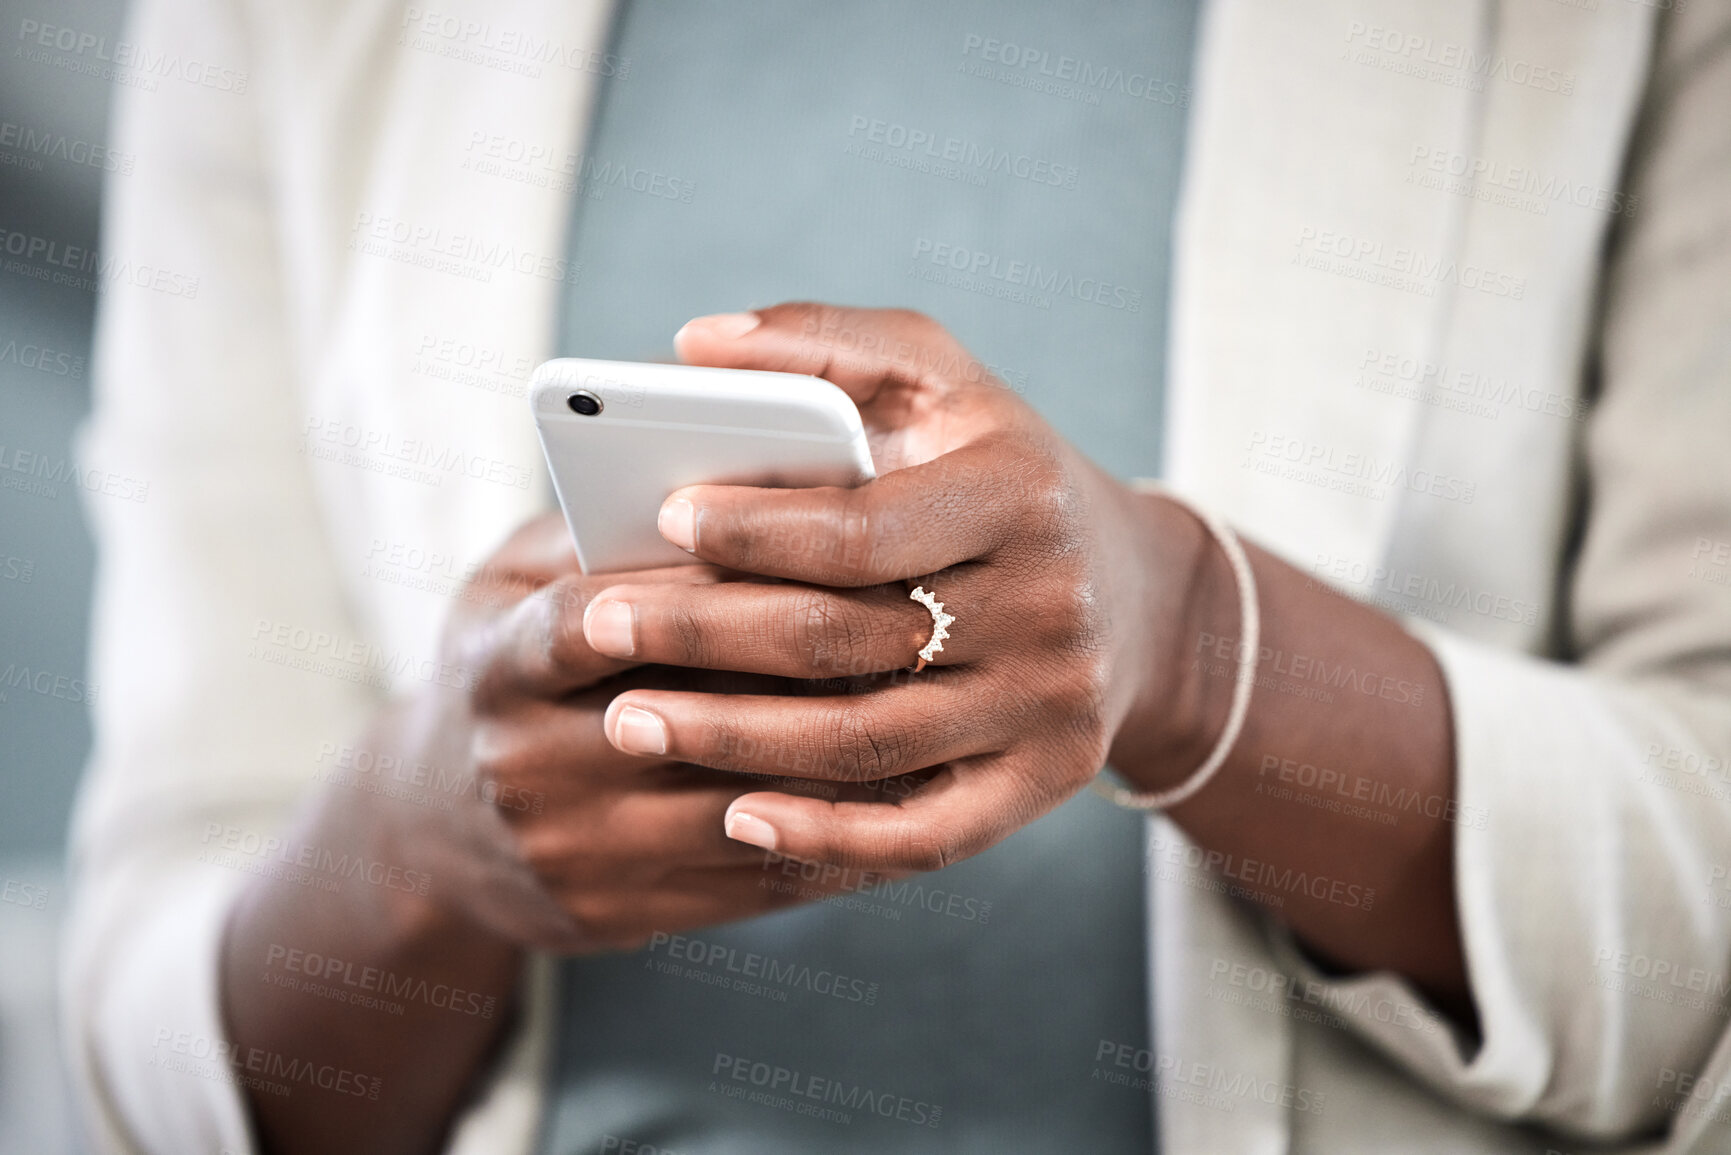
[530,357,877,573]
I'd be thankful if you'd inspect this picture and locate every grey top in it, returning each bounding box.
[542,1,1197,1151]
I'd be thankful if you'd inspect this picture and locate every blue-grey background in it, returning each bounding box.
[1,0,127,1149]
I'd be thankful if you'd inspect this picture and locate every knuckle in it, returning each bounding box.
[885,307,943,345]
[898,822,968,873]
[1021,463,1079,531]
[564,894,620,938]
[791,591,873,676]
[459,626,513,713]
[705,508,761,569]
[469,723,523,787]
[515,824,574,884]
[1053,657,1115,766]
[663,601,712,665]
[836,489,888,577]
[825,703,903,782]
[535,575,593,674]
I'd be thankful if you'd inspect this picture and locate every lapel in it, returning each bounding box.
[1168,0,1490,574]
[296,0,617,670]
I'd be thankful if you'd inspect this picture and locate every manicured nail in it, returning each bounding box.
[658,497,696,552]
[676,312,761,344]
[614,706,668,755]
[583,598,636,657]
[725,810,779,851]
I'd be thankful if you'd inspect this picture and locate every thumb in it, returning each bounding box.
[673,301,997,406]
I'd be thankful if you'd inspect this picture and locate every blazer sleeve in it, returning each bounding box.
[58,0,380,1149]
[1275,2,1731,1142]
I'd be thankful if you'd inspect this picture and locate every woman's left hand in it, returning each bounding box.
[581,303,1216,868]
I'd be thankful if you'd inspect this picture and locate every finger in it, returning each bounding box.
[512,769,770,872]
[658,437,1042,584]
[582,577,983,677]
[474,564,726,702]
[482,670,803,793]
[719,750,1079,873]
[600,680,1010,784]
[674,302,994,405]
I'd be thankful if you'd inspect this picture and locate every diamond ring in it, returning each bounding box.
[908,586,955,673]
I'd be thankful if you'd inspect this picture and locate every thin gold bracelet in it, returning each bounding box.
[1092,481,1261,811]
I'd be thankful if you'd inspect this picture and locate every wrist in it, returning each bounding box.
[1106,486,1243,797]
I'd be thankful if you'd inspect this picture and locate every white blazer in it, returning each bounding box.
[62,0,1731,1151]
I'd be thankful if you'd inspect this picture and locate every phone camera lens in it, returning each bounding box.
[567,390,603,416]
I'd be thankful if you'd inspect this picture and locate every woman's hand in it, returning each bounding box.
[580,303,1468,1018]
[224,512,858,1155]
[376,512,848,952]
[576,303,1219,870]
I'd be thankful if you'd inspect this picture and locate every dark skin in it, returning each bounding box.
[222,303,1466,1154]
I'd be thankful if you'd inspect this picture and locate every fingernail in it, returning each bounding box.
[614,706,668,755]
[676,312,761,344]
[583,598,636,657]
[658,497,696,552]
[725,810,779,851]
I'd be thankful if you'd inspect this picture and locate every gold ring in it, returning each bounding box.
[908,586,955,673]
